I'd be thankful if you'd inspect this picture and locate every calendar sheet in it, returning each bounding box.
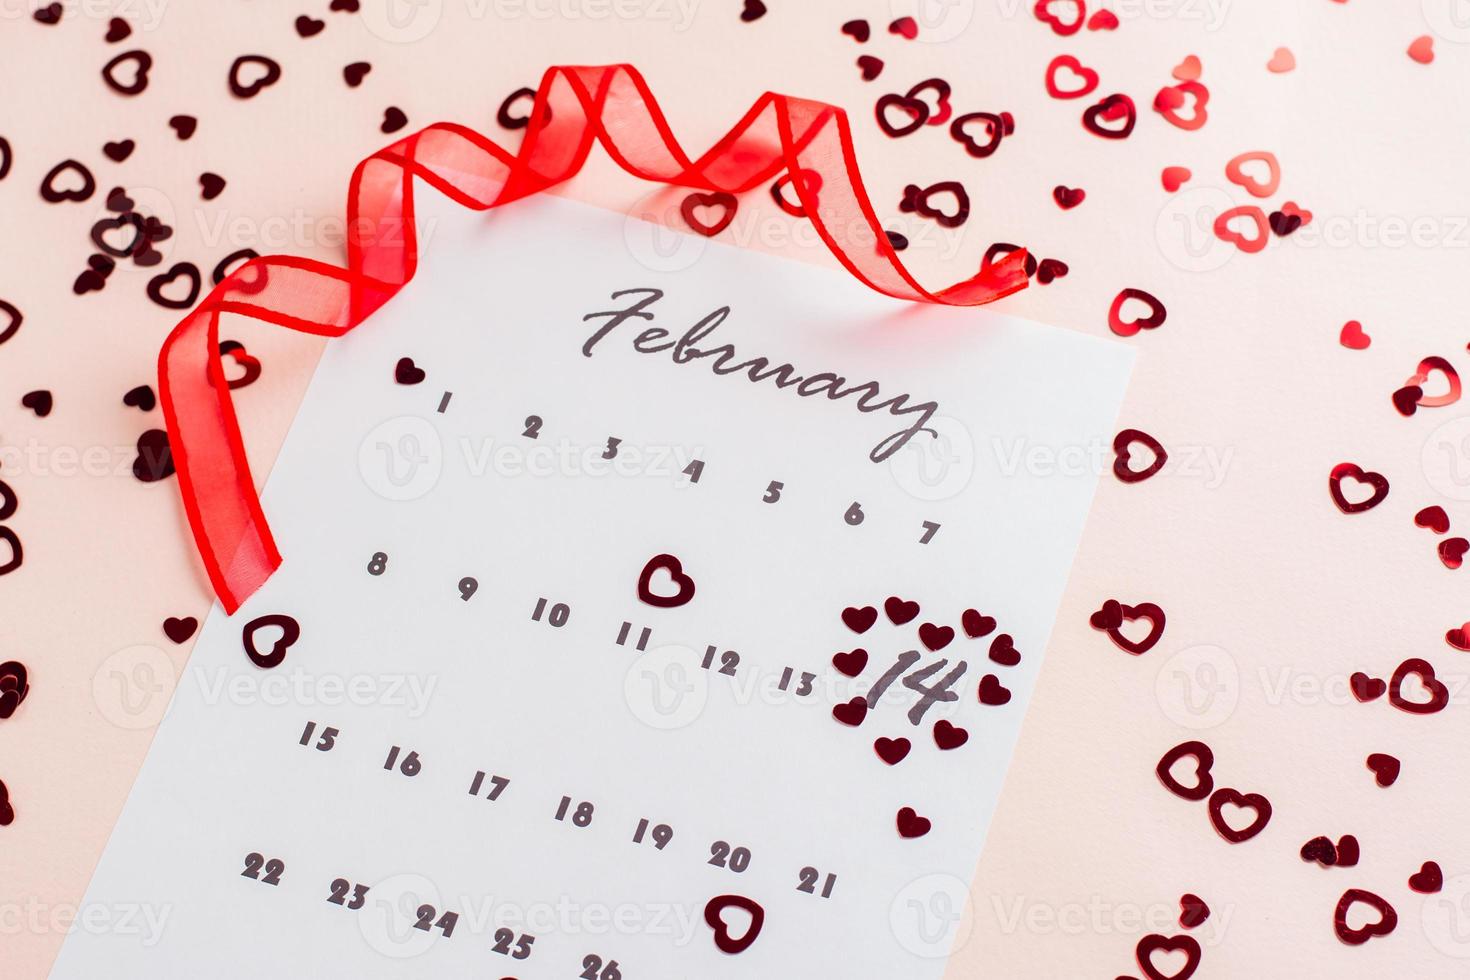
[54,195,1132,979]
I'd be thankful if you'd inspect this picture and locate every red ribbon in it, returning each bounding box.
[160,64,1031,613]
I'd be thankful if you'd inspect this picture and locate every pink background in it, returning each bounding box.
[4,0,1470,975]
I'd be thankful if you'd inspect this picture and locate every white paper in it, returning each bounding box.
[53,195,1132,979]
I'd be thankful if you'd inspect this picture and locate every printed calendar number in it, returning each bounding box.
[631,818,673,850]
[383,745,422,776]
[797,867,838,898]
[555,796,595,827]
[708,841,751,873]
[241,853,284,886]
[458,576,478,601]
[327,878,370,910]
[467,770,510,800]
[762,480,783,503]
[491,928,536,960]
[700,646,739,677]
[298,721,338,751]
[580,954,622,980]
[366,551,388,576]
[532,597,571,628]
[413,905,458,937]
[844,502,865,526]
[522,415,543,439]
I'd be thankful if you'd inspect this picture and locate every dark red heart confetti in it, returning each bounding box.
[896,806,931,838]
[1365,753,1400,787]
[962,610,996,638]
[132,428,175,482]
[874,736,910,765]
[1113,429,1168,484]
[841,19,870,42]
[933,719,968,749]
[103,139,135,162]
[1328,463,1388,515]
[146,262,202,310]
[918,623,955,651]
[199,172,226,201]
[637,553,695,608]
[856,55,884,81]
[169,115,197,140]
[33,2,60,24]
[1109,288,1167,337]
[123,385,156,412]
[295,15,325,37]
[101,50,152,96]
[888,16,918,39]
[905,78,952,126]
[679,191,737,237]
[242,613,300,670]
[1300,835,1339,867]
[1156,740,1214,801]
[0,778,13,826]
[875,93,929,138]
[1439,537,1468,570]
[988,633,1020,666]
[215,341,261,390]
[1135,934,1201,980]
[212,247,261,286]
[343,61,372,88]
[769,169,821,217]
[704,894,764,954]
[1446,624,1470,651]
[1350,672,1386,702]
[1179,895,1209,930]
[1207,787,1272,844]
[885,596,920,625]
[1416,505,1450,534]
[832,696,868,727]
[329,0,360,10]
[977,674,1011,706]
[1090,600,1166,654]
[163,616,198,643]
[949,111,1012,159]
[382,107,409,134]
[1268,210,1302,237]
[1387,657,1449,714]
[983,243,1037,278]
[229,55,282,99]
[1410,861,1444,894]
[0,528,22,577]
[0,661,30,720]
[105,17,131,42]
[1036,258,1069,284]
[40,159,96,203]
[842,605,878,634]
[739,0,766,22]
[0,479,16,521]
[832,648,868,677]
[20,390,52,418]
[1053,185,1085,209]
[899,181,970,228]
[1333,889,1396,946]
[1083,94,1136,139]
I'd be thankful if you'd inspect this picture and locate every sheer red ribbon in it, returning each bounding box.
[160,64,1030,613]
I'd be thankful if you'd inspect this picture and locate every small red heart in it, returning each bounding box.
[1409,35,1435,65]
[1350,672,1386,702]
[704,894,764,954]
[856,55,884,81]
[103,139,135,162]
[241,614,300,669]
[1339,320,1370,350]
[1388,657,1449,714]
[163,617,198,644]
[933,720,968,750]
[1440,537,1468,570]
[1178,894,1209,930]
[1156,740,1214,801]
[1416,505,1450,534]
[1161,166,1192,192]
[1328,463,1389,515]
[874,737,910,765]
[1088,9,1119,29]
[832,648,868,677]
[394,357,425,385]
[105,17,131,42]
[199,172,226,201]
[1044,55,1099,100]
[679,192,737,237]
[1335,834,1360,867]
[840,19,870,42]
[1034,0,1085,36]
[896,806,932,838]
[918,623,954,652]
[1083,93,1136,139]
[832,697,868,727]
[1334,889,1397,945]
[739,0,766,21]
[1136,933,1201,980]
[343,61,372,87]
[961,609,996,638]
[1207,787,1272,844]
[1366,752,1400,787]
[988,633,1021,666]
[1446,624,1470,651]
[875,93,929,138]
[1410,861,1443,894]
[842,606,878,634]
[1036,258,1069,285]
[1300,835,1339,867]
[1214,205,1269,254]
[1053,185,1086,209]
[381,106,409,134]
[637,554,696,608]
[295,15,325,36]
[885,596,920,625]
[1155,80,1209,130]
[1091,601,1166,655]
[20,390,52,418]
[1109,288,1167,338]
[888,16,918,39]
[977,674,1011,706]
[1114,429,1168,483]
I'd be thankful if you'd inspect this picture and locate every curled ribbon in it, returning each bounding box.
[161,64,1031,613]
